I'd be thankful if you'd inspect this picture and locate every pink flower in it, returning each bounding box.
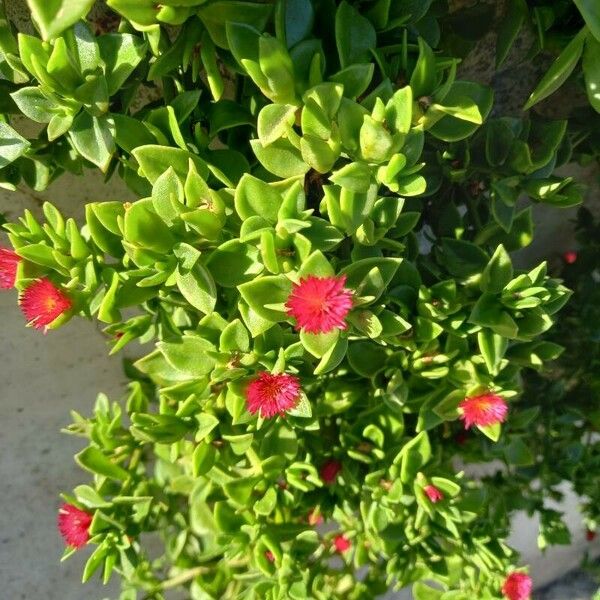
[308,509,324,526]
[285,275,353,334]
[264,550,275,562]
[320,459,342,485]
[563,251,577,264]
[57,503,92,549]
[246,371,301,419]
[0,247,19,289]
[19,278,72,331]
[424,485,444,503]
[333,534,351,553]
[459,392,508,429]
[501,572,532,600]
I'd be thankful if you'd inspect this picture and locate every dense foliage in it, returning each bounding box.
[0,1,599,599]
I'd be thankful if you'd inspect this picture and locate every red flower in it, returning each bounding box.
[563,251,577,264]
[57,503,92,549]
[308,509,324,526]
[264,550,275,562]
[501,572,532,600]
[586,528,596,542]
[333,534,351,553]
[19,278,72,331]
[0,247,19,289]
[424,484,444,503]
[320,459,342,485]
[459,392,508,429]
[246,371,301,419]
[285,275,353,334]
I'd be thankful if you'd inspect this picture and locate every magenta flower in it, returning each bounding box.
[19,278,72,331]
[502,572,532,600]
[285,275,353,334]
[459,392,508,429]
[246,371,301,419]
[57,503,92,549]
[0,247,19,289]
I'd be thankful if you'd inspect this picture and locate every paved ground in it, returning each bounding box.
[535,568,598,599]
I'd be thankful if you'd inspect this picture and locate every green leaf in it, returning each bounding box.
[330,161,372,193]
[196,412,219,441]
[27,0,94,40]
[69,113,115,172]
[574,0,600,41]
[523,28,587,110]
[10,87,59,123]
[98,33,147,95]
[158,335,215,378]
[478,422,501,442]
[504,436,534,466]
[0,122,30,168]
[329,63,374,99]
[477,330,508,376]
[199,1,273,49]
[469,294,519,338]
[123,198,175,253]
[254,487,278,516]
[220,319,250,353]
[276,0,314,48]
[251,138,309,178]
[208,100,254,136]
[385,86,412,135]
[257,103,297,146]
[430,96,482,124]
[410,37,437,97]
[75,447,129,480]
[133,145,209,183]
[207,240,264,287]
[300,329,339,358]
[300,134,337,173]
[176,264,217,315]
[360,115,393,162]
[238,275,292,323]
[583,34,600,112]
[413,582,444,600]
[397,431,431,483]
[335,1,377,68]
[192,443,216,477]
[428,81,493,142]
[258,35,297,104]
[496,0,527,67]
[480,244,513,293]
[235,174,283,222]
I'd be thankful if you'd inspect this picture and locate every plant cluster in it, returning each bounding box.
[0,1,598,599]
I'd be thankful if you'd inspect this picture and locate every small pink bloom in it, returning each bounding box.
[264,550,275,562]
[320,459,342,485]
[333,534,351,553]
[57,503,92,549]
[459,392,508,429]
[501,572,532,600]
[424,484,444,503]
[19,278,72,331]
[285,275,353,334]
[563,251,577,264]
[0,247,19,289]
[245,371,301,419]
[586,529,596,542]
[308,509,324,526]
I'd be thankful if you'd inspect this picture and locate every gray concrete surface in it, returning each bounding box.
[0,170,132,599]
